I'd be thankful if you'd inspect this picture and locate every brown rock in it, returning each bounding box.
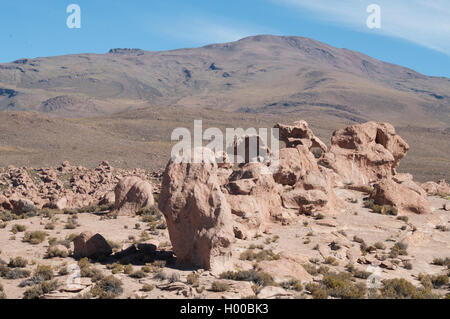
[275,120,327,152]
[421,179,450,196]
[73,231,112,259]
[325,122,409,185]
[158,147,234,271]
[114,176,154,215]
[370,178,431,214]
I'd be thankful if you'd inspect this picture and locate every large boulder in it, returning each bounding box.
[73,231,112,259]
[370,178,431,214]
[274,120,327,152]
[421,179,450,196]
[225,162,283,237]
[113,176,154,215]
[323,122,409,185]
[158,147,234,271]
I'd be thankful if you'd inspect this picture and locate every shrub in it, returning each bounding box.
[5,268,31,279]
[34,265,54,281]
[397,216,409,223]
[380,278,437,299]
[90,275,123,299]
[305,283,328,299]
[168,272,180,283]
[46,245,69,258]
[239,249,280,262]
[23,280,59,299]
[141,284,154,292]
[322,272,366,299]
[22,231,47,245]
[219,270,276,287]
[353,236,365,244]
[281,279,303,292]
[324,256,339,266]
[389,242,408,258]
[187,273,200,287]
[123,264,133,275]
[8,256,28,268]
[432,257,450,266]
[436,225,449,232]
[430,274,449,288]
[130,270,146,279]
[11,224,26,234]
[211,281,229,292]
[374,242,386,250]
[44,223,55,230]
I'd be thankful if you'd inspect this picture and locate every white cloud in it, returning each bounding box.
[150,15,270,45]
[272,0,450,55]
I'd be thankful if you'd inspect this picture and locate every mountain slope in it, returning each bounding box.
[0,35,449,126]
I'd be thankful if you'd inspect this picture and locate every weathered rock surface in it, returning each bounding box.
[158,148,235,271]
[113,176,154,215]
[73,231,112,259]
[421,179,450,196]
[323,122,409,185]
[370,178,431,214]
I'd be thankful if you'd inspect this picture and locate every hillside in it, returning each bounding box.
[0,35,449,181]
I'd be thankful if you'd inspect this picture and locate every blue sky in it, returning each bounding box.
[1,0,449,77]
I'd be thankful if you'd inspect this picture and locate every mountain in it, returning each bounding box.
[0,35,449,181]
[0,35,449,125]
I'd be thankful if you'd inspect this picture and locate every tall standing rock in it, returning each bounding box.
[158,148,234,271]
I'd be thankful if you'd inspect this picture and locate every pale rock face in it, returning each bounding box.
[324,122,409,185]
[73,231,112,259]
[370,178,431,214]
[421,179,450,196]
[225,162,283,237]
[275,120,327,152]
[158,147,235,271]
[113,176,154,215]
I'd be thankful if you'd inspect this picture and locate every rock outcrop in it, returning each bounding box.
[322,122,409,186]
[113,176,154,215]
[0,161,154,213]
[73,231,112,259]
[370,178,431,214]
[421,180,450,196]
[158,147,235,271]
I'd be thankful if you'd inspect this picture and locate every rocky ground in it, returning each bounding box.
[0,120,449,299]
[0,190,448,299]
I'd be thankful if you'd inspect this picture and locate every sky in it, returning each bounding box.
[0,0,449,78]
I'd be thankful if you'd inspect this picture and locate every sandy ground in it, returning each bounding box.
[0,189,449,299]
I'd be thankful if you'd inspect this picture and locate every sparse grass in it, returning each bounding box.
[219,270,276,287]
[141,284,154,292]
[23,280,59,299]
[432,257,450,266]
[239,249,280,262]
[90,275,123,299]
[365,200,398,216]
[374,242,386,250]
[11,224,26,234]
[187,272,200,287]
[8,256,28,268]
[211,281,229,292]
[305,282,328,299]
[22,231,47,245]
[280,279,303,291]
[324,256,339,266]
[46,245,69,258]
[436,225,449,232]
[130,270,146,279]
[380,278,438,299]
[389,242,408,258]
[322,272,366,299]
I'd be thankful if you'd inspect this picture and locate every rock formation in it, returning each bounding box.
[113,176,154,215]
[322,122,409,186]
[73,231,112,259]
[158,147,235,271]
